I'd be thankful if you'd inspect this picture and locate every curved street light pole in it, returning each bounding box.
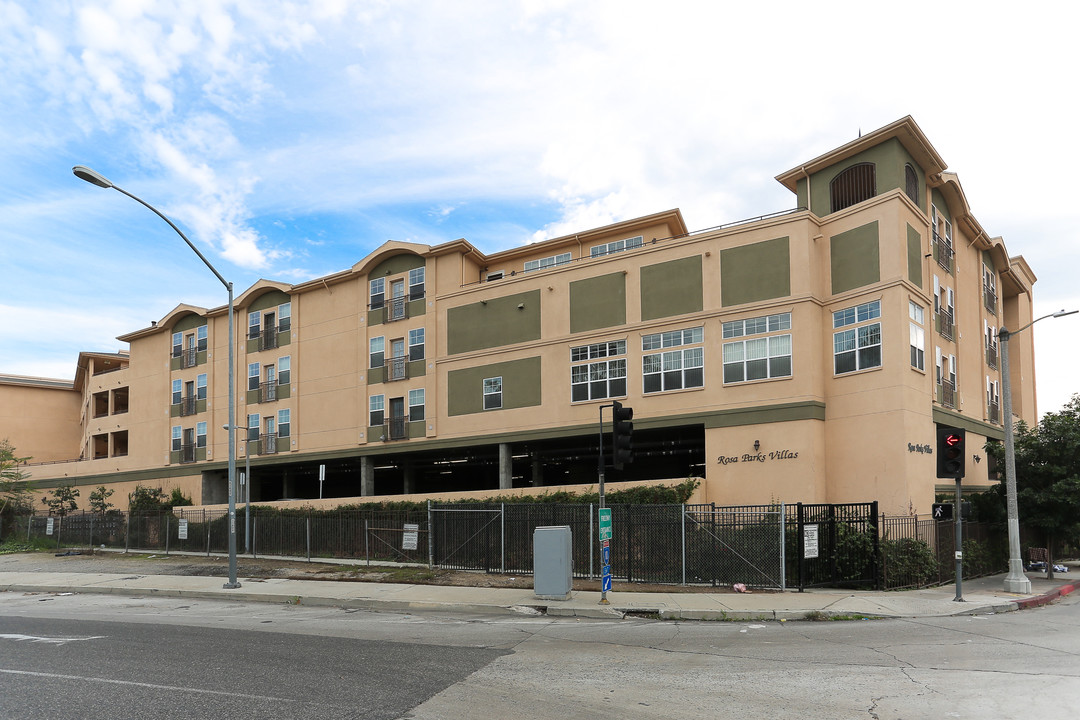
[999,309,1077,594]
[73,165,241,589]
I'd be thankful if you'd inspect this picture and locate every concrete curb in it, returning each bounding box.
[1015,582,1077,610]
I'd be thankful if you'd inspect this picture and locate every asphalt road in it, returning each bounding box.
[1,589,1078,719]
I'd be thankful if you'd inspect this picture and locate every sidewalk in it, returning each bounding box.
[1,553,1075,621]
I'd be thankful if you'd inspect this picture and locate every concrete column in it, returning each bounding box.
[531,455,544,487]
[499,443,513,490]
[403,460,416,495]
[281,471,292,499]
[360,456,374,497]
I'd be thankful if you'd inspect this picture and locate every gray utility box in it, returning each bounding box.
[533,525,573,600]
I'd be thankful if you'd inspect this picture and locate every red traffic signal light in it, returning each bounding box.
[936,427,966,479]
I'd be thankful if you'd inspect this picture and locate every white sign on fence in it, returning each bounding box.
[803,524,819,559]
[402,523,419,551]
[178,518,189,540]
[46,518,54,536]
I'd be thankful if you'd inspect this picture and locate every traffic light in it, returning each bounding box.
[931,502,953,521]
[611,401,634,470]
[936,427,966,479]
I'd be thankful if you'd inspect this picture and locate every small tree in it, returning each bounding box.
[89,486,115,515]
[42,484,80,517]
[1,439,33,517]
[128,485,193,514]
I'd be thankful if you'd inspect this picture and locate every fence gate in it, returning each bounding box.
[429,504,504,572]
[683,506,785,590]
[793,502,879,590]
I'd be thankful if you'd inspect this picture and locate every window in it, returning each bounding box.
[171,332,182,358]
[524,252,571,273]
[985,321,999,369]
[571,340,627,401]
[197,325,207,352]
[833,300,881,374]
[370,278,385,310]
[722,313,792,383]
[642,327,704,393]
[904,164,919,204]
[370,337,384,369]
[248,311,261,339]
[409,328,425,361]
[483,377,502,409]
[983,267,997,314]
[248,362,260,391]
[408,267,425,300]
[409,388,425,422]
[172,379,182,405]
[196,421,207,448]
[590,236,643,258]
[278,302,291,332]
[278,356,291,385]
[197,373,207,400]
[369,395,384,426]
[986,377,1001,423]
[278,409,291,438]
[247,413,260,442]
[830,163,876,213]
[171,426,182,452]
[909,302,925,371]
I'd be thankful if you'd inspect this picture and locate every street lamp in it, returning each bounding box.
[73,165,241,589]
[999,308,1077,593]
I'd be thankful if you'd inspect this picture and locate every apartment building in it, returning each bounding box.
[3,117,1036,515]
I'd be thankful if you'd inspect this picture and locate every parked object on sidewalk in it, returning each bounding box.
[1026,561,1068,573]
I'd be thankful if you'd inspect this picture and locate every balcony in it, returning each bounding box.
[386,296,408,322]
[385,356,408,382]
[936,308,955,341]
[259,332,278,351]
[938,379,956,409]
[180,395,197,417]
[986,342,998,370]
[179,443,196,464]
[261,433,278,454]
[988,400,1001,425]
[984,287,997,315]
[259,381,278,403]
[384,416,408,441]
[933,230,954,273]
[182,347,198,369]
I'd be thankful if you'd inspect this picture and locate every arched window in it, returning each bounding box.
[905,164,919,204]
[830,163,876,213]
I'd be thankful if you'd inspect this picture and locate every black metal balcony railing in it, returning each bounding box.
[386,296,407,322]
[385,416,408,441]
[182,347,198,368]
[988,400,1001,425]
[385,356,408,381]
[986,342,998,370]
[984,287,997,315]
[938,379,956,409]
[180,443,196,464]
[259,332,278,351]
[261,434,278,454]
[936,308,955,341]
[260,381,277,403]
[933,230,953,272]
[180,395,197,417]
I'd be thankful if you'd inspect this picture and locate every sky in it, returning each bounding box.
[1,0,1078,417]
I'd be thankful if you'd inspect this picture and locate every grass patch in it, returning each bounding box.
[0,538,59,554]
[802,610,875,621]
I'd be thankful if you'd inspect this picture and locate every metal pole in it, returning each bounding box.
[427,500,434,568]
[954,477,963,601]
[779,502,786,592]
[500,503,505,574]
[681,504,687,586]
[999,327,1031,594]
[589,503,594,580]
[598,404,609,604]
[245,438,251,554]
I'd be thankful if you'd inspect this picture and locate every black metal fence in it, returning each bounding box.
[6,502,1009,591]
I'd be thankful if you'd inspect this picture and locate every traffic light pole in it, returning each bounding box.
[597,404,610,605]
[954,477,963,602]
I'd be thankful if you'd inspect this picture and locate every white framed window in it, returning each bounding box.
[722,313,791,383]
[642,327,704,393]
[278,356,291,385]
[369,395,385,426]
[524,252,571,273]
[171,379,182,405]
[369,337,385,368]
[483,377,503,409]
[247,413,260,442]
[171,425,182,452]
[278,302,292,332]
[409,328,425,361]
[370,278,385,309]
[571,340,627,402]
[408,267,425,299]
[409,388,425,421]
[171,332,182,358]
[247,362,260,391]
[277,409,291,438]
[197,325,208,351]
[909,301,925,371]
[197,373,207,400]
[248,311,261,339]
[590,235,643,258]
[833,300,881,375]
[196,421,207,448]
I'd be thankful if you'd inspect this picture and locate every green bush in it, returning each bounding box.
[882,536,939,588]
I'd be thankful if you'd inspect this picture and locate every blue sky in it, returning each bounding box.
[2,1,1078,416]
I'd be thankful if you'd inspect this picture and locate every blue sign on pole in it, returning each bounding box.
[602,574,612,592]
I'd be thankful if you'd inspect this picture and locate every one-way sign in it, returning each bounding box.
[932,503,953,521]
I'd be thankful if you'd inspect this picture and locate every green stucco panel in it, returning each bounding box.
[720,237,790,307]
[830,222,880,295]
[808,138,925,216]
[907,223,923,289]
[172,314,205,333]
[369,253,425,278]
[570,272,626,333]
[640,256,703,321]
[249,289,290,312]
[931,189,951,222]
[447,290,541,355]
[448,356,542,416]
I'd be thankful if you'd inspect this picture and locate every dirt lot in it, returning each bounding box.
[0,549,741,594]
